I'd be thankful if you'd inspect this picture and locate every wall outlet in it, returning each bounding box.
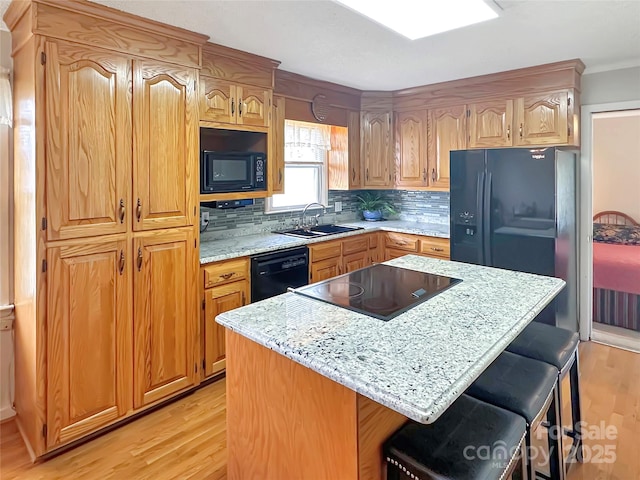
[0,318,13,331]
[334,201,342,213]
[201,211,209,226]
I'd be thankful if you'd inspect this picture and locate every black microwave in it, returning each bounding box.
[200,151,267,194]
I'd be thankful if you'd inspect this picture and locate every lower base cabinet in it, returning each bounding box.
[133,230,199,408]
[204,280,249,377]
[201,256,250,379]
[46,238,131,449]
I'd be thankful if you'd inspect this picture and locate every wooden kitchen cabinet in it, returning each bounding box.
[361,111,393,187]
[310,257,342,282]
[133,60,198,231]
[270,95,286,194]
[429,105,467,189]
[44,40,131,241]
[515,91,569,146]
[200,77,271,127]
[133,229,199,408]
[348,111,362,188]
[395,111,428,188]
[418,236,450,260]
[328,111,362,190]
[343,251,368,273]
[46,238,131,448]
[383,231,450,261]
[468,99,514,148]
[204,280,249,377]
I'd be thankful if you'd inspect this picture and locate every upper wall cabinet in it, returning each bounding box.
[395,111,428,188]
[468,99,514,148]
[515,91,569,146]
[45,40,132,241]
[133,60,198,231]
[429,105,467,190]
[361,111,393,188]
[269,95,286,194]
[200,77,272,127]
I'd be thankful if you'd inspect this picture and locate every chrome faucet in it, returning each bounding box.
[301,202,327,228]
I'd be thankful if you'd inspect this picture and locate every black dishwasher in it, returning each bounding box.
[251,246,309,302]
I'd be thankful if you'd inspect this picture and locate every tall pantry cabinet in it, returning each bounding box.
[4,0,207,457]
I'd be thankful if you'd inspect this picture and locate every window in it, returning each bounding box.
[265,120,330,213]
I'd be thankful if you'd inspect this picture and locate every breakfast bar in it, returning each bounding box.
[216,255,565,480]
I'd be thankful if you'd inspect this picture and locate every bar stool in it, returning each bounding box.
[384,394,527,480]
[506,322,583,468]
[466,351,564,480]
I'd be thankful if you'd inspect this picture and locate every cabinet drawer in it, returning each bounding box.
[384,232,418,252]
[342,236,369,255]
[309,240,342,262]
[203,257,249,288]
[384,248,413,261]
[419,237,450,259]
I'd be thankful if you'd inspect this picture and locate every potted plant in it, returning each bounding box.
[355,192,397,221]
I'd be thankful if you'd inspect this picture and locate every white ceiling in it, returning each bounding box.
[2,0,640,90]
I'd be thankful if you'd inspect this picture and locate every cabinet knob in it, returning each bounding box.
[352,168,356,182]
[219,272,234,280]
[279,168,283,185]
[423,168,427,183]
[136,198,142,222]
[507,125,511,140]
[231,98,235,116]
[239,98,243,116]
[366,168,369,181]
[519,123,523,138]
[431,168,436,182]
[136,247,143,271]
[431,247,444,252]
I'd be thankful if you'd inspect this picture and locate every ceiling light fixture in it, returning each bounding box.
[335,0,499,40]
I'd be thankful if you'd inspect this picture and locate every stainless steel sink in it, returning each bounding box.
[276,224,363,239]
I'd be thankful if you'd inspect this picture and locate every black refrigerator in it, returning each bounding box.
[450,147,577,331]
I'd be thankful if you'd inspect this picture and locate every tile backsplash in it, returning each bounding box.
[200,190,450,241]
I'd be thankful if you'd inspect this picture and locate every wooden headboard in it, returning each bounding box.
[593,211,640,226]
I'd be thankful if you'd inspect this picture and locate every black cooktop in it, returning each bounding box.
[294,264,462,321]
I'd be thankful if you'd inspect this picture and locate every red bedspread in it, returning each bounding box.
[593,242,640,295]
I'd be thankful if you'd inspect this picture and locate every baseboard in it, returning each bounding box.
[0,405,16,422]
[15,415,37,463]
[592,324,640,353]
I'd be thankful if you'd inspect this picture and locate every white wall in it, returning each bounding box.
[1,28,15,421]
[593,111,640,222]
[581,66,640,106]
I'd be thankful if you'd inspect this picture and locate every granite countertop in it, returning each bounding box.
[216,255,565,424]
[200,220,449,264]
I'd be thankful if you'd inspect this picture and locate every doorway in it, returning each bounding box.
[579,103,640,352]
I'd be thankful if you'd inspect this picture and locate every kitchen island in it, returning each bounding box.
[217,255,565,480]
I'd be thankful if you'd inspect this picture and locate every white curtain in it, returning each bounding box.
[284,120,331,150]
[0,67,11,127]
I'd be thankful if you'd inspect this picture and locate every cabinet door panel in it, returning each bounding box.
[310,258,341,283]
[343,251,368,273]
[362,112,392,187]
[47,239,130,448]
[204,281,248,377]
[348,111,361,188]
[200,76,236,124]
[395,111,428,188]
[429,105,467,189]
[516,92,568,146]
[133,61,197,231]
[469,100,513,148]
[45,41,131,240]
[236,85,271,127]
[270,96,285,194]
[133,230,197,407]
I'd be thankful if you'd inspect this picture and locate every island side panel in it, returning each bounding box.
[225,330,360,479]
[357,395,408,480]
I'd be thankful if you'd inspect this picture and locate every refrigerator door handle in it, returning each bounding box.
[476,172,485,265]
[483,172,492,266]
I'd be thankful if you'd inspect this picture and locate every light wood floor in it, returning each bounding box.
[1,341,638,480]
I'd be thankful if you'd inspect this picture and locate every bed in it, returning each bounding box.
[592,211,640,332]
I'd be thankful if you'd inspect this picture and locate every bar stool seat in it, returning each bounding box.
[506,321,583,469]
[507,322,579,372]
[384,394,527,480]
[466,351,563,480]
[466,351,558,423]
